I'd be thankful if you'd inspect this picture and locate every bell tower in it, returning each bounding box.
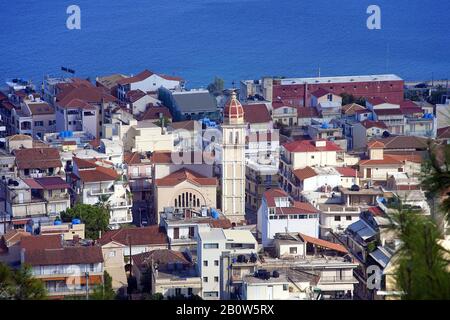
[221,91,246,224]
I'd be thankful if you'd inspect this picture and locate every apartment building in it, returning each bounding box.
[197,227,258,300]
[21,235,104,299]
[70,157,132,228]
[258,189,320,246]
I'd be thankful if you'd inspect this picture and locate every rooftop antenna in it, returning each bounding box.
[318,66,321,78]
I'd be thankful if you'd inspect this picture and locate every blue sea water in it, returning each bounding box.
[0,0,449,88]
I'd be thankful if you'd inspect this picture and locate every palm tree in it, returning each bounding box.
[421,142,450,224]
[388,205,450,299]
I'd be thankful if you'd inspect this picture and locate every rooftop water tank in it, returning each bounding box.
[54,220,62,226]
[72,218,81,225]
[211,208,220,220]
[321,122,329,129]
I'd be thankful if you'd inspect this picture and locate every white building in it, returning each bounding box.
[71,157,132,228]
[258,188,320,247]
[117,69,184,101]
[197,227,258,300]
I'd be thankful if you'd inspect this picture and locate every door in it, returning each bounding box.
[366,168,371,178]
[173,227,179,239]
[189,226,195,238]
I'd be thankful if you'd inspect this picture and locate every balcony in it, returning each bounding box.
[90,188,114,196]
[319,276,358,284]
[110,201,132,209]
[109,213,133,224]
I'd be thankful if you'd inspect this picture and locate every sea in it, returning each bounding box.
[0,0,449,88]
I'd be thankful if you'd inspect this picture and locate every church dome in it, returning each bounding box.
[224,91,244,120]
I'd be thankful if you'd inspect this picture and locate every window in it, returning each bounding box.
[203,243,219,249]
[283,284,289,291]
[311,155,315,159]
[188,288,193,296]
[203,277,208,283]
[203,260,208,267]
[214,276,219,282]
[175,288,181,296]
[334,216,341,221]
[109,251,116,257]
[346,215,352,221]
[289,247,297,254]
[34,121,44,127]
[214,260,219,266]
[90,263,95,271]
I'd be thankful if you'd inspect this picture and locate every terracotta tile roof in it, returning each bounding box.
[1,100,16,110]
[437,126,450,139]
[27,102,54,115]
[151,151,173,164]
[400,100,419,109]
[77,166,119,183]
[151,151,214,164]
[298,233,348,254]
[359,155,404,166]
[123,152,142,165]
[263,188,288,207]
[24,246,103,266]
[367,97,390,105]
[33,177,70,190]
[297,107,319,118]
[139,106,172,121]
[386,153,422,163]
[169,120,199,131]
[360,120,387,129]
[400,107,424,115]
[293,166,317,180]
[73,157,97,169]
[14,147,62,170]
[63,98,96,110]
[1,229,31,247]
[126,90,147,103]
[117,69,182,85]
[335,167,358,177]
[272,99,297,110]
[98,226,168,247]
[156,168,217,187]
[341,103,366,115]
[275,202,319,215]
[311,88,331,98]
[372,136,429,150]
[132,249,191,269]
[283,139,342,153]
[374,108,403,116]
[367,140,385,149]
[243,104,271,124]
[21,234,62,251]
[57,87,116,107]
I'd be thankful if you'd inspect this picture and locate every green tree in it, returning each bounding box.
[0,263,13,299]
[154,116,172,128]
[0,264,47,300]
[389,206,450,299]
[90,271,116,300]
[340,93,366,106]
[421,142,450,222]
[207,77,224,96]
[61,203,110,240]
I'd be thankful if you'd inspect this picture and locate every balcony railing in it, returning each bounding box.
[90,188,114,196]
[319,276,356,283]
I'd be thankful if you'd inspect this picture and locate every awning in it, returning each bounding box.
[369,247,391,268]
[348,220,377,240]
